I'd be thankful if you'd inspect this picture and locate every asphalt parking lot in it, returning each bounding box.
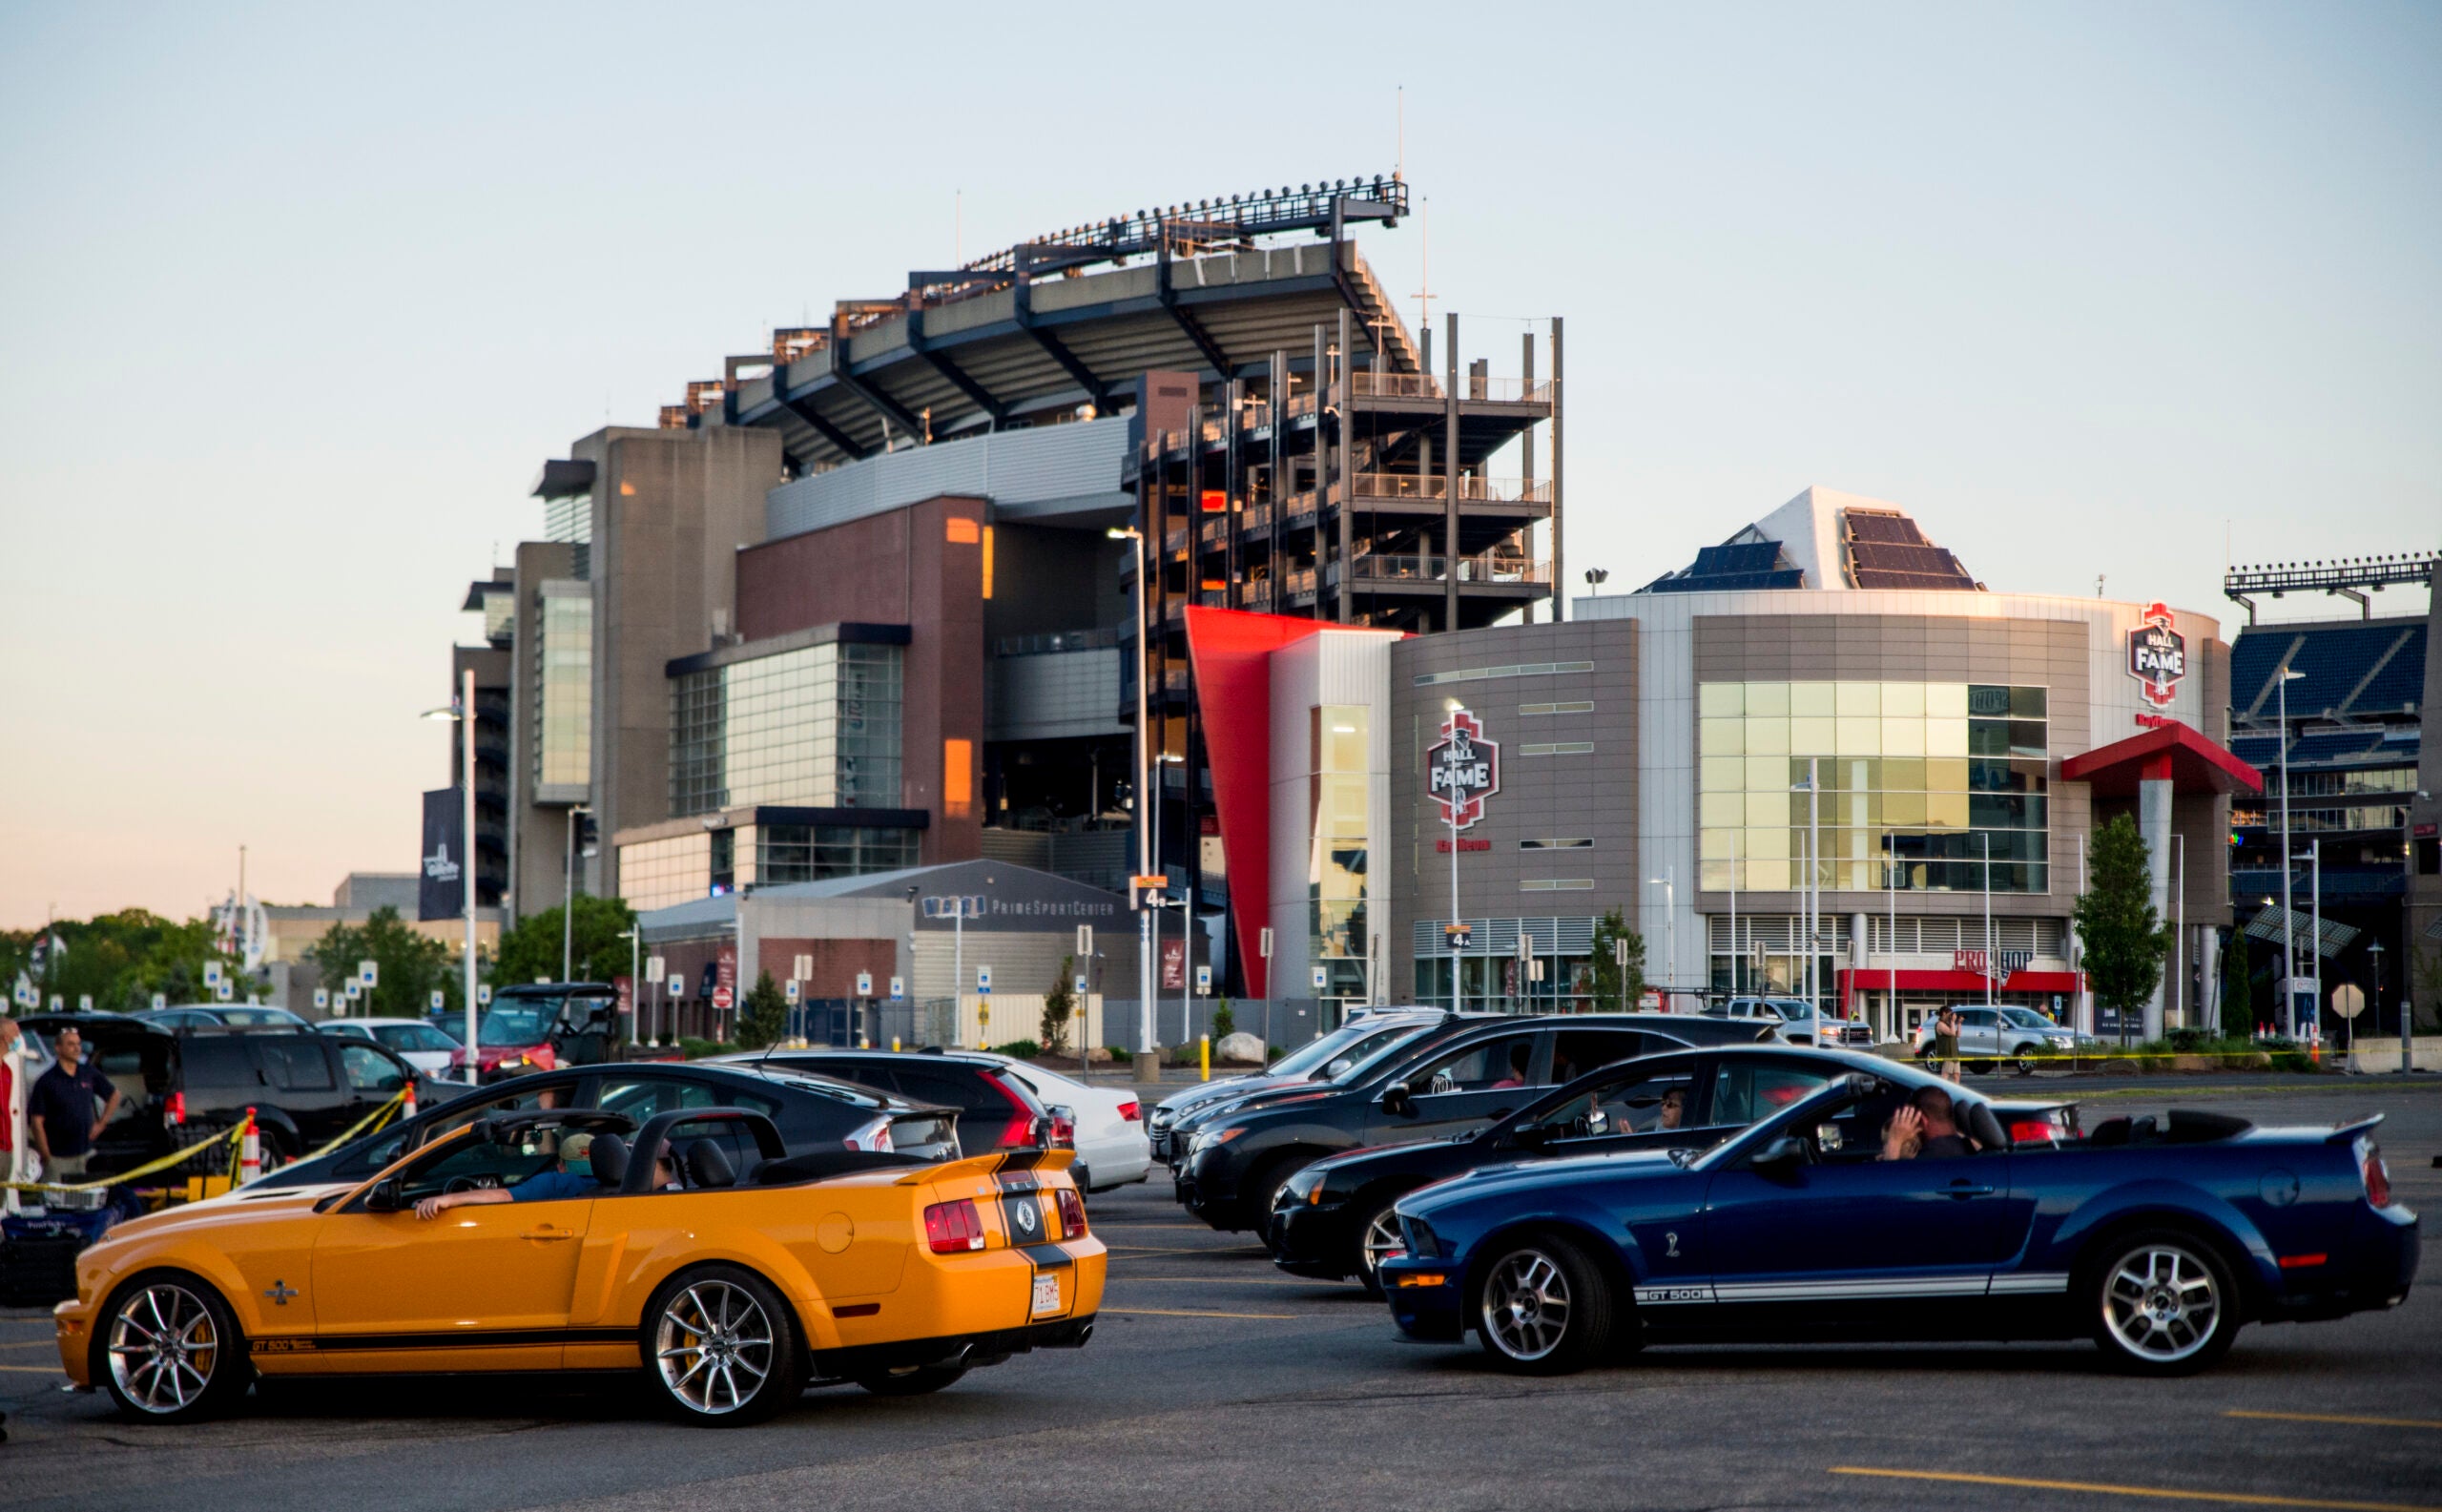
[4,1074,2437,1512]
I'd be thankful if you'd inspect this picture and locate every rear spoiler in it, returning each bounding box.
[2325,1113,2386,1146]
[896,1147,1078,1185]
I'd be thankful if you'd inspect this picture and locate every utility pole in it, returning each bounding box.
[462,667,480,1074]
[563,804,589,984]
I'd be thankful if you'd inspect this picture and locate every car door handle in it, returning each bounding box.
[1946,1183,1997,1199]
[523,1227,578,1242]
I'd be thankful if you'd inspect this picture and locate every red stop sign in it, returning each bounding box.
[712,985,734,1011]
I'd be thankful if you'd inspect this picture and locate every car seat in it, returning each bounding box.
[589,1131,631,1186]
[681,1137,736,1190]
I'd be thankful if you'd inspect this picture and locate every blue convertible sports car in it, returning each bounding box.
[1379,1051,2416,1377]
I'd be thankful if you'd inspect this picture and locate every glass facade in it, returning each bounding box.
[533,586,592,793]
[1308,705,1371,998]
[618,822,921,911]
[1698,681,2050,895]
[757,824,921,884]
[670,642,904,817]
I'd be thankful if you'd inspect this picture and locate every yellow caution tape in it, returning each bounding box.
[4,1121,247,1195]
[296,1089,409,1164]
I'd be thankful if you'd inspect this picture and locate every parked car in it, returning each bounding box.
[58,1105,1102,1424]
[12,1012,450,1177]
[135,1005,314,1031]
[1379,1053,2415,1376]
[1701,997,1873,1048]
[708,1050,1057,1164]
[1148,1011,1449,1164]
[448,983,624,1082]
[1174,1012,1778,1232]
[1913,1004,2087,1073]
[317,1016,464,1075]
[251,1060,963,1191]
[966,1055,1150,1193]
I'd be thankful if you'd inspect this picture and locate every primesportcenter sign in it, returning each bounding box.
[1428,709,1500,830]
[2127,601,2187,710]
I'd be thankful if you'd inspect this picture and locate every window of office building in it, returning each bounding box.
[1697,681,2050,894]
[758,824,921,884]
[1309,705,1372,998]
[670,642,904,817]
[534,586,591,794]
[619,833,711,912]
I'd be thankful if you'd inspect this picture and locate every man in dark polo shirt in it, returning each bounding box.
[31,1025,122,1183]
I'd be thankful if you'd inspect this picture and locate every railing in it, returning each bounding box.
[1351,370,1440,400]
[1343,552,1552,585]
[1349,372,1555,404]
[994,628,1120,656]
[1350,473,1552,505]
[1283,568,1318,596]
[1165,528,1190,555]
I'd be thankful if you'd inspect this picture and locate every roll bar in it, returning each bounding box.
[620,1108,787,1194]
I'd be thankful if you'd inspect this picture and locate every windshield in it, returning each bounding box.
[1332,1025,1438,1084]
[376,1023,459,1053]
[476,1005,554,1045]
[1272,1022,1388,1078]
[2001,1007,2053,1028]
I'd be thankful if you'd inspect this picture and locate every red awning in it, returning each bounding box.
[2059,720,2262,797]
[1836,968,2080,994]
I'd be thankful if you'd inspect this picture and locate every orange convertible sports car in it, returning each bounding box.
[53,1107,1104,1424]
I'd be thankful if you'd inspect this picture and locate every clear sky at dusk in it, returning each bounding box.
[2,2,2434,927]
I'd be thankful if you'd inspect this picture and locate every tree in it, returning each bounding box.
[1040,955,1076,1056]
[492,894,638,989]
[2218,925,2253,1039]
[737,970,789,1050]
[1587,907,1645,1010]
[2074,815,2171,1046]
[4,910,251,1012]
[306,907,461,1019]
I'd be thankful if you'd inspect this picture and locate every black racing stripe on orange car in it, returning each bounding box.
[998,1147,1045,1172]
[249,1326,633,1355]
[1018,1243,1073,1270]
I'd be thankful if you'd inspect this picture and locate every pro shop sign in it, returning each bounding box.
[2127,601,2187,710]
[1428,709,1500,830]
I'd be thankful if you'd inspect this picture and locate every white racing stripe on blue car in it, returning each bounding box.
[1631,1272,2070,1306]
[1985,1272,2071,1295]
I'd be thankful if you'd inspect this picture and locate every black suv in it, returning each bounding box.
[14,1012,445,1176]
[255,1060,963,1191]
[1173,1012,1773,1232]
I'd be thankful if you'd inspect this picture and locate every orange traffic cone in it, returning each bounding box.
[238,1107,261,1184]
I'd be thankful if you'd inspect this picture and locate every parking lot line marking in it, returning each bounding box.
[1106,1275,1336,1286]
[2226,1411,2442,1431]
[0,1339,57,1350]
[0,1365,61,1375]
[1099,1307,1298,1320]
[1103,1244,1271,1256]
[1831,1466,2440,1512]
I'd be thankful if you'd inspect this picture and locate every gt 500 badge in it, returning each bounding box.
[1634,1286,1711,1305]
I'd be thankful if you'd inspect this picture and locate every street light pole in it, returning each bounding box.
[1645,870,1674,1007]
[562,804,588,984]
[2278,666,2302,1036]
[1980,831,1994,1015]
[1110,522,1155,1056]
[461,668,479,1083]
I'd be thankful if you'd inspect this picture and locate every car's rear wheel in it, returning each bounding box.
[98,1271,251,1422]
[854,1364,967,1397]
[2010,1045,2041,1077]
[1475,1233,1613,1376]
[642,1264,807,1424]
[1352,1193,1408,1297]
[2087,1229,2240,1376]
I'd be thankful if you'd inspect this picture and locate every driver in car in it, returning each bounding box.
[1879,1086,1980,1161]
[413,1133,676,1218]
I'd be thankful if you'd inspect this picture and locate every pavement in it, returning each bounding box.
[3,1074,2438,1512]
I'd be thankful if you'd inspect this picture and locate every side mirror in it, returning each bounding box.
[364,1177,405,1212]
[1749,1135,1807,1178]
[1381,1082,1415,1118]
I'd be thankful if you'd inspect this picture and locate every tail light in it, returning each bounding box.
[165,1091,186,1128]
[1048,1108,1076,1149]
[924,1197,985,1253]
[1055,1186,1087,1236]
[983,1071,1037,1150]
[1117,1100,1141,1123]
[2360,1139,2394,1208]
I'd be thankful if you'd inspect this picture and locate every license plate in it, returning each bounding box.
[1031,1271,1062,1316]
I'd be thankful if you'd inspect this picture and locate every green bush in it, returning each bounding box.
[1106,1046,1134,1064]
[988,1039,1042,1060]
[1211,1002,1235,1040]
[677,1036,723,1060]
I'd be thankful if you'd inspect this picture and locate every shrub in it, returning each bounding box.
[989,1039,1042,1060]
[1211,1002,1235,1040]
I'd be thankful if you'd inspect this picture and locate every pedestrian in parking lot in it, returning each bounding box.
[0,1016,19,1163]
[1933,1006,1962,1084]
[30,1025,121,1184]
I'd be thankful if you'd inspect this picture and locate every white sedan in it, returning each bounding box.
[970,1054,1152,1193]
[316,1016,463,1076]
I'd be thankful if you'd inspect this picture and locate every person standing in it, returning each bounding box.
[0,1017,19,1168]
[30,1025,121,1184]
[1933,1006,1963,1085]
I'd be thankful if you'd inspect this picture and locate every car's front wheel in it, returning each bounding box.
[1352,1193,1408,1297]
[642,1264,808,1424]
[2087,1229,2240,1376]
[98,1271,252,1422]
[1475,1233,1614,1376]
[2010,1044,2042,1076]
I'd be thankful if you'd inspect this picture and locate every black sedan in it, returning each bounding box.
[1273,1045,2083,1294]
[249,1059,961,1189]
[1174,1012,1775,1233]
[707,1049,1057,1158]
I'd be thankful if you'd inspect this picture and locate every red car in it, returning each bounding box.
[448,984,625,1083]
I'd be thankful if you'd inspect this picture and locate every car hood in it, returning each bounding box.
[93,1181,355,1245]
[1158,1073,1297,1117]
[1404,1146,1687,1212]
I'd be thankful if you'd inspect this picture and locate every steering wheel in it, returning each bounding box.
[443,1173,503,1194]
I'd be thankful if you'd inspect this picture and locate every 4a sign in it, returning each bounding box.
[2127,602,2187,710]
[1427,709,1500,830]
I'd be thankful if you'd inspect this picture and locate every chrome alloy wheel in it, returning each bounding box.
[655,1280,776,1415]
[2102,1242,2221,1363]
[1480,1248,1573,1363]
[1359,1209,1407,1283]
[107,1283,222,1415]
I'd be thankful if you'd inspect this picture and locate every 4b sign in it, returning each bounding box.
[2127,602,2187,710]
[1428,709,1500,830]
